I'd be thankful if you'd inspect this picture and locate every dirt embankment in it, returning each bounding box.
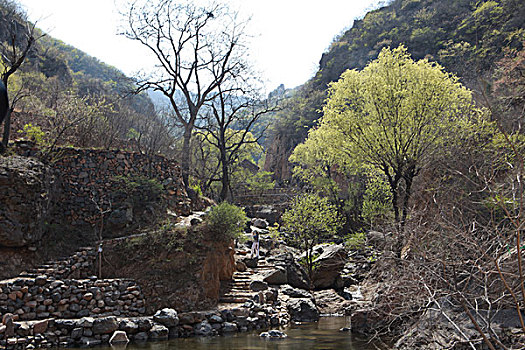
[101,225,235,313]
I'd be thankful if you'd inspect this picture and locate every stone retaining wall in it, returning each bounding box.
[0,301,287,349]
[51,147,189,227]
[10,143,190,233]
[0,277,146,321]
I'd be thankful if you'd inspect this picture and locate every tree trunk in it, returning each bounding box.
[401,172,414,229]
[219,145,230,202]
[2,108,12,148]
[181,125,192,189]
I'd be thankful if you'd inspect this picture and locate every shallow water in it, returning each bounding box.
[97,317,380,350]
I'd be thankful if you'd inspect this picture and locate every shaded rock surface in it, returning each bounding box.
[0,156,54,247]
[286,298,319,322]
[311,244,346,289]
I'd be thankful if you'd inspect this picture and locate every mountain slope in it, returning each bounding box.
[265,0,525,181]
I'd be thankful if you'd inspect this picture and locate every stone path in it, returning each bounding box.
[218,252,275,305]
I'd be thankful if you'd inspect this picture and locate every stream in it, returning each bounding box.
[95,317,382,350]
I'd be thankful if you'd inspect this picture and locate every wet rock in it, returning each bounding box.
[209,315,223,323]
[119,319,138,334]
[179,312,205,325]
[194,321,213,336]
[133,331,148,342]
[222,322,237,333]
[149,324,169,340]
[287,298,319,322]
[260,329,287,338]
[220,310,235,322]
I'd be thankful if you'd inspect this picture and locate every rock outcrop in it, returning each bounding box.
[0,156,54,247]
[286,298,319,322]
[311,244,347,289]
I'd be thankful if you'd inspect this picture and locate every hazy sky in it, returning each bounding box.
[17,0,381,92]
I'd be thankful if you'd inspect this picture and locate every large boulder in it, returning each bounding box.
[92,316,119,335]
[281,285,311,298]
[246,205,280,224]
[287,298,319,322]
[313,289,351,315]
[284,259,310,290]
[107,205,133,231]
[311,244,347,289]
[263,266,288,285]
[153,308,179,327]
[0,156,54,247]
[252,218,269,229]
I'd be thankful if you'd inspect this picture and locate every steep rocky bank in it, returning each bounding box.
[102,224,235,313]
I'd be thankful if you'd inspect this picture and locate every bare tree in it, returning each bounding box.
[197,79,277,202]
[124,0,249,188]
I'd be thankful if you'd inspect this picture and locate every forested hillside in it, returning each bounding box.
[0,0,166,154]
[265,0,525,180]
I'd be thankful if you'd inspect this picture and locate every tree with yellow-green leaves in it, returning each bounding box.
[298,45,478,229]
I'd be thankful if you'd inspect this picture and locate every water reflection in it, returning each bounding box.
[97,317,379,350]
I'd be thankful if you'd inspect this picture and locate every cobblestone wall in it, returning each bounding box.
[0,277,146,321]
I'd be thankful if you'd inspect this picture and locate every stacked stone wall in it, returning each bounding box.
[19,247,97,280]
[50,147,189,226]
[0,277,146,321]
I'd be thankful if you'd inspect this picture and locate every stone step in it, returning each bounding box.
[218,297,249,303]
[224,284,250,289]
[221,292,254,298]
[228,288,252,292]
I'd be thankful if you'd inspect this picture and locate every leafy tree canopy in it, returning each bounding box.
[298,45,479,226]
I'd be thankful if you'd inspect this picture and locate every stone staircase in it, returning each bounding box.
[17,247,96,279]
[218,255,276,305]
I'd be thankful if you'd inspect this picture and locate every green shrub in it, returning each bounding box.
[205,202,247,241]
[345,231,366,250]
[18,123,45,144]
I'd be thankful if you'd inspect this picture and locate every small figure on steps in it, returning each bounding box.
[251,229,260,259]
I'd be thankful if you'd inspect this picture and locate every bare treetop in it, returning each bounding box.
[123,0,253,187]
